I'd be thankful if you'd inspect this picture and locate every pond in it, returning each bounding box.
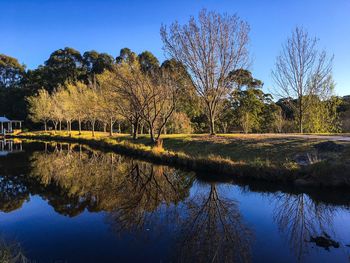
[0,140,349,263]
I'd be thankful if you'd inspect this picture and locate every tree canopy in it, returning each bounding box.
[0,54,25,89]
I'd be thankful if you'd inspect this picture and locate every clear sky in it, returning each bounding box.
[1,0,349,95]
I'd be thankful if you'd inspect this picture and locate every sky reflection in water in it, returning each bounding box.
[0,141,349,263]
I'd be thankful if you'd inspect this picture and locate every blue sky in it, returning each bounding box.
[1,0,349,95]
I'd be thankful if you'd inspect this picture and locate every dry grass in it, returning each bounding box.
[14,131,350,187]
[18,131,350,166]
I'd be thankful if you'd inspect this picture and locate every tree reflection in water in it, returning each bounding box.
[0,175,29,213]
[0,238,28,263]
[107,162,193,236]
[6,142,347,262]
[29,143,193,216]
[273,192,337,261]
[175,183,252,263]
[27,143,252,262]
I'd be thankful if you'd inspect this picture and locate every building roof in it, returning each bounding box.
[0,117,10,123]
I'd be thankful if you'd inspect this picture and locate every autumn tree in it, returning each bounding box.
[113,49,143,138]
[161,59,199,132]
[99,64,141,139]
[161,9,250,135]
[141,67,182,142]
[84,79,101,137]
[96,73,123,136]
[65,82,88,134]
[112,56,181,142]
[167,112,193,134]
[58,87,75,134]
[27,89,52,131]
[50,88,66,131]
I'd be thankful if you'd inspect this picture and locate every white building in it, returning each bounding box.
[0,116,22,135]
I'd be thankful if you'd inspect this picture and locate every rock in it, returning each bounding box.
[314,141,344,152]
[294,152,323,166]
[309,232,340,250]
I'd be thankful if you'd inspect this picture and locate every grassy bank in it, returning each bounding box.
[14,131,350,188]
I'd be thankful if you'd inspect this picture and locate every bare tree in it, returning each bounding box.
[161,9,250,135]
[96,73,124,136]
[110,59,181,143]
[141,68,181,143]
[272,27,333,133]
[107,61,145,140]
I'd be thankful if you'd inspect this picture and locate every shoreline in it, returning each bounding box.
[12,132,350,188]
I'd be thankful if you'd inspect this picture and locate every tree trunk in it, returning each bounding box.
[140,123,144,135]
[44,121,47,132]
[208,105,216,135]
[79,145,82,159]
[109,118,113,137]
[118,122,121,134]
[132,120,138,140]
[209,117,215,135]
[92,121,95,137]
[59,121,62,132]
[78,118,82,135]
[299,96,303,133]
[54,122,58,133]
[244,113,249,134]
[149,127,156,143]
[155,138,163,148]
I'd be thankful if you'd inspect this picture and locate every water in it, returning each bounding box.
[0,140,349,263]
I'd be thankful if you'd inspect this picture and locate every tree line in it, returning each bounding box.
[1,10,347,142]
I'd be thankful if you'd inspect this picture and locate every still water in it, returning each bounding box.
[0,140,349,263]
